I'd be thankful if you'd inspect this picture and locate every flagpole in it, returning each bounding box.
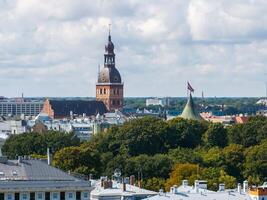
[187,82,189,98]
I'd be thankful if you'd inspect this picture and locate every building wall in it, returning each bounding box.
[0,102,43,117]
[96,84,123,111]
[2,191,90,200]
[41,100,54,118]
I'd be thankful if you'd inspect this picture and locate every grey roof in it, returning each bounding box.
[0,159,77,181]
[98,66,122,84]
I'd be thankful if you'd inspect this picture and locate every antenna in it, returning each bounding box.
[108,23,111,35]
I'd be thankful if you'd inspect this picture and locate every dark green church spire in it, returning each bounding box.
[180,93,202,121]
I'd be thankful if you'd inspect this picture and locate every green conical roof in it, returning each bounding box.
[180,93,202,121]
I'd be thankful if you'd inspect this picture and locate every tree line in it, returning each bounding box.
[2,116,267,191]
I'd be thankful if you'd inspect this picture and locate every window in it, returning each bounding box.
[59,193,65,200]
[22,194,27,200]
[104,89,106,94]
[30,193,34,200]
[52,193,58,200]
[68,193,73,199]
[83,193,88,199]
[14,193,19,200]
[45,193,50,200]
[37,193,43,200]
[75,192,80,200]
[7,194,12,200]
[100,89,102,94]
[0,193,4,200]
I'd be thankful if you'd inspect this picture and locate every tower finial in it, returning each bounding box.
[108,23,111,41]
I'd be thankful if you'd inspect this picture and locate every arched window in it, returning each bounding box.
[100,89,103,94]
[104,88,106,94]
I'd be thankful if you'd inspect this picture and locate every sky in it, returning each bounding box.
[0,0,266,97]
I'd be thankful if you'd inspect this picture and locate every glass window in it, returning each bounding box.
[22,194,27,200]
[68,193,73,199]
[7,194,12,200]
[83,193,88,199]
[52,194,57,200]
[37,193,43,200]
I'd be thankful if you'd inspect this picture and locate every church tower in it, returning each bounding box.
[96,30,124,111]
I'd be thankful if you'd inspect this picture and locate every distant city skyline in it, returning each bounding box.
[0,0,266,97]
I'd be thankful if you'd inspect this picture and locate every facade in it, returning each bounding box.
[42,99,107,119]
[146,98,170,107]
[0,99,43,117]
[0,120,27,139]
[96,31,124,111]
[0,154,92,200]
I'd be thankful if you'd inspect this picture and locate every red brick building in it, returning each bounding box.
[96,31,123,111]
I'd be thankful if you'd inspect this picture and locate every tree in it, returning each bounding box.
[202,123,227,147]
[168,147,203,164]
[165,164,199,191]
[243,140,267,183]
[198,147,224,168]
[222,144,244,181]
[2,131,80,158]
[168,118,208,148]
[53,145,102,177]
[143,177,166,192]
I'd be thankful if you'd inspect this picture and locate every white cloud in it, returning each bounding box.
[0,0,266,97]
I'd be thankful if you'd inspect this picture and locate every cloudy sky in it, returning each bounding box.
[0,0,266,97]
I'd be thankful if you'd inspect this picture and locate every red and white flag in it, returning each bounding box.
[187,82,194,93]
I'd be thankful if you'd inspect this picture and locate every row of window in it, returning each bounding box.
[1,191,89,200]
[97,88,121,95]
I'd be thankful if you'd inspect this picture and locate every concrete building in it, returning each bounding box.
[0,152,92,200]
[0,99,43,117]
[146,98,169,107]
[96,30,124,111]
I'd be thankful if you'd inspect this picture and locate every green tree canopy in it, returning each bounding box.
[2,131,80,158]
[202,123,227,147]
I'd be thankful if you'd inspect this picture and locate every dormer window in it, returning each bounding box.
[12,170,18,176]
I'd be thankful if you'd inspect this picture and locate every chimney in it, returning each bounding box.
[243,180,248,193]
[47,148,51,165]
[122,178,126,192]
[101,179,104,187]
[103,180,109,189]
[123,182,126,192]
[182,180,188,188]
[237,183,241,193]
[108,180,113,188]
[138,180,142,188]
[195,180,199,193]
[18,156,22,164]
[173,185,178,194]
[218,183,225,191]
[130,175,135,186]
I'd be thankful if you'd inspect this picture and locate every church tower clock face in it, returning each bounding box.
[95,29,124,111]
